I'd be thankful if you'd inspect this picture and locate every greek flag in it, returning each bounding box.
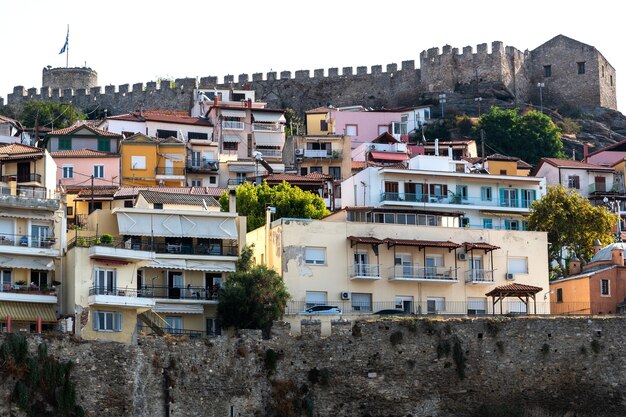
[59,28,69,54]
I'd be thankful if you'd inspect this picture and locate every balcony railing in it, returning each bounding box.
[350,264,380,279]
[464,269,495,283]
[0,232,56,249]
[155,167,185,176]
[253,148,283,158]
[89,286,144,297]
[379,192,535,209]
[227,178,254,186]
[139,285,220,301]
[186,159,219,171]
[388,265,458,282]
[589,182,623,194]
[252,123,283,132]
[1,283,57,295]
[302,149,342,159]
[0,173,42,183]
[222,121,244,130]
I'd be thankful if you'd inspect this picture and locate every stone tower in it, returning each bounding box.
[42,66,98,92]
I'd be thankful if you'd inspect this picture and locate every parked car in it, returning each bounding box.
[373,309,410,315]
[297,305,342,315]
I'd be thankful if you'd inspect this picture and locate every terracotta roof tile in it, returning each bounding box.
[262,172,332,182]
[48,124,122,137]
[347,236,385,245]
[0,143,45,160]
[51,149,118,158]
[540,158,613,170]
[107,110,213,127]
[138,190,220,206]
[114,186,226,199]
[485,283,543,297]
[464,242,501,251]
[386,239,462,249]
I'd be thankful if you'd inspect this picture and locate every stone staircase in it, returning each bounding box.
[138,310,168,336]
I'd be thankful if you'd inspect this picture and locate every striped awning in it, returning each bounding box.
[0,301,57,322]
[223,134,242,143]
[153,303,204,314]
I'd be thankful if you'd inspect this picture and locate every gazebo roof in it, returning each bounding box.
[485,283,543,297]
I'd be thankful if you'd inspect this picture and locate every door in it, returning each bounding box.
[17,162,30,182]
[206,318,222,336]
[353,252,369,276]
[595,176,606,193]
[395,296,414,314]
[394,254,412,278]
[470,256,483,281]
[384,182,399,201]
[31,224,50,248]
[1,270,11,292]
[168,271,183,299]
[165,159,174,175]
[205,273,222,299]
[404,182,417,202]
[94,269,116,294]
[165,317,183,334]
[425,255,443,277]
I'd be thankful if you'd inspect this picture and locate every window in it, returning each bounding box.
[305,291,327,308]
[455,185,468,201]
[544,65,552,77]
[508,257,528,275]
[379,124,391,135]
[600,279,610,296]
[190,179,202,187]
[88,202,102,213]
[556,288,563,303]
[602,65,605,78]
[394,254,412,277]
[345,124,358,136]
[483,218,493,229]
[577,62,585,75]
[97,138,111,152]
[30,270,48,288]
[66,206,73,216]
[480,187,492,201]
[521,189,537,208]
[156,129,177,139]
[62,165,74,179]
[58,138,71,150]
[567,175,580,189]
[351,293,372,312]
[310,166,323,173]
[209,176,217,185]
[154,203,163,209]
[131,156,146,170]
[328,166,341,180]
[1,270,11,290]
[94,269,116,293]
[304,247,326,265]
[320,120,328,132]
[501,188,518,207]
[188,132,208,140]
[395,296,414,313]
[499,169,507,175]
[610,75,613,86]
[427,297,445,313]
[93,165,104,179]
[124,200,133,208]
[223,142,238,151]
[467,297,487,315]
[300,167,308,176]
[504,219,519,230]
[235,173,247,184]
[165,317,183,334]
[93,311,122,332]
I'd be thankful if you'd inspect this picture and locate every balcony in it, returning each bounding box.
[186,158,219,172]
[138,285,220,301]
[0,284,57,304]
[464,269,495,284]
[379,192,535,209]
[252,123,284,132]
[72,236,238,257]
[301,149,342,159]
[0,173,42,184]
[88,286,155,308]
[388,265,458,283]
[0,233,56,249]
[350,264,380,280]
[222,121,244,130]
[253,148,283,158]
[155,167,185,176]
[0,186,60,210]
[589,182,623,195]
[227,178,254,186]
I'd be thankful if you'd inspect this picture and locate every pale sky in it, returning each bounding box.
[1,0,623,113]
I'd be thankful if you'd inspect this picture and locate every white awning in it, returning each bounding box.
[144,259,236,272]
[158,153,185,161]
[0,255,55,270]
[221,110,246,118]
[252,112,286,123]
[228,165,256,173]
[0,209,54,221]
[153,303,204,314]
[254,131,284,147]
[223,134,242,143]
[116,211,238,239]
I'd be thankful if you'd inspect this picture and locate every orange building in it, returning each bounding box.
[550,242,626,314]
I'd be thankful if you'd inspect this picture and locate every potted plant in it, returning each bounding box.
[99,234,114,245]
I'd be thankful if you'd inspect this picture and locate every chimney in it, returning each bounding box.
[247,98,252,108]
[568,258,581,275]
[611,246,624,266]
[228,189,237,213]
[593,239,603,254]
[583,144,589,161]
[214,95,218,106]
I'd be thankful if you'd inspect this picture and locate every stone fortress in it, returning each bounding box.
[3,35,617,116]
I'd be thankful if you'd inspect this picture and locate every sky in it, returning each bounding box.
[1,0,624,113]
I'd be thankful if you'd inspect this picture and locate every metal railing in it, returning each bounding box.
[388,265,458,281]
[140,285,220,301]
[0,173,42,183]
[137,324,219,338]
[464,269,495,283]
[379,192,536,209]
[227,178,254,186]
[222,121,244,130]
[155,167,185,176]
[350,264,380,279]
[252,123,284,132]
[186,158,219,171]
[69,235,238,256]
[0,232,56,249]
[588,182,623,194]
[1,283,57,295]
[89,286,143,297]
[253,148,283,158]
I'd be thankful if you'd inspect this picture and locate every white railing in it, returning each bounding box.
[465,269,495,283]
[389,265,457,281]
[350,264,380,279]
[222,121,244,130]
[304,149,330,158]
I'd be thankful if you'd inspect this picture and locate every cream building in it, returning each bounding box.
[247,209,550,317]
[64,189,245,344]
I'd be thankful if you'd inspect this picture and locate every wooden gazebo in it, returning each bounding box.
[485,283,543,315]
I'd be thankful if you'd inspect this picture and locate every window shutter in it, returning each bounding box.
[442,185,448,196]
[114,312,122,332]
[92,312,99,331]
[532,190,537,201]
[499,188,505,205]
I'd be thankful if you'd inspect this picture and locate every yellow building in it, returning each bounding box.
[247,208,550,318]
[305,107,335,136]
[120,134,187,187]
[465,153,532,176]
[64,189,245,344]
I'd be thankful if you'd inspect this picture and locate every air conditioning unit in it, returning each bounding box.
[505,273,515,280]
[295,148,304,156]
[295,157,303,163]
[457,253,467,261]
[340,291,350,300]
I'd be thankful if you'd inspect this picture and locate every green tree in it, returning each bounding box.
[217,245,289,333]
[527,185,618,276]
[6,101,85,131]
[219,181,329,231]
[284,108,304,136]
[477,106,564,165]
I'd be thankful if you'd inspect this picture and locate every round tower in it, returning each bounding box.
[42,66,98,91]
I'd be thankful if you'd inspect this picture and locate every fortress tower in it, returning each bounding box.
[42,66,98,92]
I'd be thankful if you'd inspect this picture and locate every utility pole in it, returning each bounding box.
[90,175,94,214]
[480,129,486,163]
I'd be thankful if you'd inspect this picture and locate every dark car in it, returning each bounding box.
[297,305,342,315]
[373,309,410,315]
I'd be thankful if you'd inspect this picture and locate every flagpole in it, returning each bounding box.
[66,25,69,68]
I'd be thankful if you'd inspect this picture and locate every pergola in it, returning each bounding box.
[485,283,543,315]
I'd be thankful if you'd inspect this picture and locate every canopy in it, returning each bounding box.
[252,112,286,123]
[370,151,410,161]
[0,255,55,270]
[221,110,246,118]
[153,303,204,314]
[0,302,57,322]
[116,210,238,239]
[144,258,236,272]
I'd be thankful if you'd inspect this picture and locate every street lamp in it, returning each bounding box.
[438,93,446,118]
[537,83,545,113]
[474,97,483,117]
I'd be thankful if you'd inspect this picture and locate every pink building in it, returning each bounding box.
[51,149,120,189]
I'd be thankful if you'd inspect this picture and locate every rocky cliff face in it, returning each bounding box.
[1,317,625,417]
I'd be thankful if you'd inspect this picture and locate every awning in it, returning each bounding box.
[464,242,500,252]
[369,151,410,161]
[0,302,57,322]
[480,211,527,218]
[144,258,236,272]
[221,110,246,118]
[0,255,55,270]
[252,112,286,123]
[223,134,242,143]
[153,303,204,314]
[348,236,385,245]
[254,131,284,147]
[385,239,461,250]
[0,209,54,221]
[228,164,256,173]
[158,153,185,161]
[116,211,238,239]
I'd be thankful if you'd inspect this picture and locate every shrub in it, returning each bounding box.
[99,234,113,245]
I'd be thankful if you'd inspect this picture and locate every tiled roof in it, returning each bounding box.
[262,172,333,182]
[107,110,213,127]
[539,158,613,170]
[76,187,119,198]
[138,190,220,207]
[305,106,333,114]
[485,283,543,297]
[464,242,501,251]
[0,143,45,160]
[386,239,462,249]
[347,236,385,245]
[114,186,226,199]
[517,160,533,169]
[48,124,122,137]
[352,161,366,170]
[51,149,118,158]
